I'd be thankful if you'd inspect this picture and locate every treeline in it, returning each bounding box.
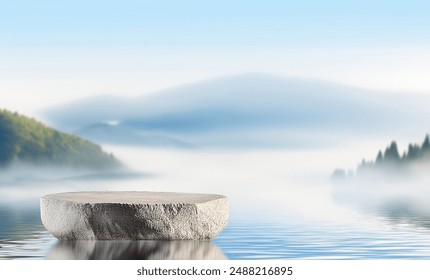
[333,135,430,180]
[0,109,120,170]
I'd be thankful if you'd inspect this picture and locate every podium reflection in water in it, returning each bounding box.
[46,240,226,260]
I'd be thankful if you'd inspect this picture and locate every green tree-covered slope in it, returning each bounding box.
[0,109,120,170]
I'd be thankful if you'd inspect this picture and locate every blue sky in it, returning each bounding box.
[1,0,430,116]
[1,0,429,47]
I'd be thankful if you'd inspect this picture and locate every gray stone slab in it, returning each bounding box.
[40,191,229,240]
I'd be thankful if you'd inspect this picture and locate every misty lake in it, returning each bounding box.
[2,146,430,260]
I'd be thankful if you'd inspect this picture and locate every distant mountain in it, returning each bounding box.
[333,135,430,181]
[0,109,120,170]
[44,73,430,147]
[77,123,193,148]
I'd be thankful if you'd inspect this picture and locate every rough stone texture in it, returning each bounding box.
[46,240,225,260]
[40,191,229,240]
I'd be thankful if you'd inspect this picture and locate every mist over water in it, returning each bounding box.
[3,140,430,259]
[3,119,430,259]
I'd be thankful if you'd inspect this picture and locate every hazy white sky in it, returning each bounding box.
[1,0,430,117]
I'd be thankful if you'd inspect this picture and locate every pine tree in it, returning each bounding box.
[383,141,400,162]
[406,143,420,161]
[375,151,383,165]
[422,134,430,151]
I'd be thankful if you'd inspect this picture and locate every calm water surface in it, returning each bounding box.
[2,148,430,259]
[2,203,430,260]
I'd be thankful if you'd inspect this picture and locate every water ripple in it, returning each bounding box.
[3,206,430,259]
[213,218,430,259]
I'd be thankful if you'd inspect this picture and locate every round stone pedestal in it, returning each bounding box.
[40,191,228,240]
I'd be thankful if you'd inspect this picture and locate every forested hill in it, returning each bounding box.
[333,135,430,180]
[356,135,430,176]
[0,109,120,170]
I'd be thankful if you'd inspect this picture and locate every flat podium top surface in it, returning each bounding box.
[42,191,226,204]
